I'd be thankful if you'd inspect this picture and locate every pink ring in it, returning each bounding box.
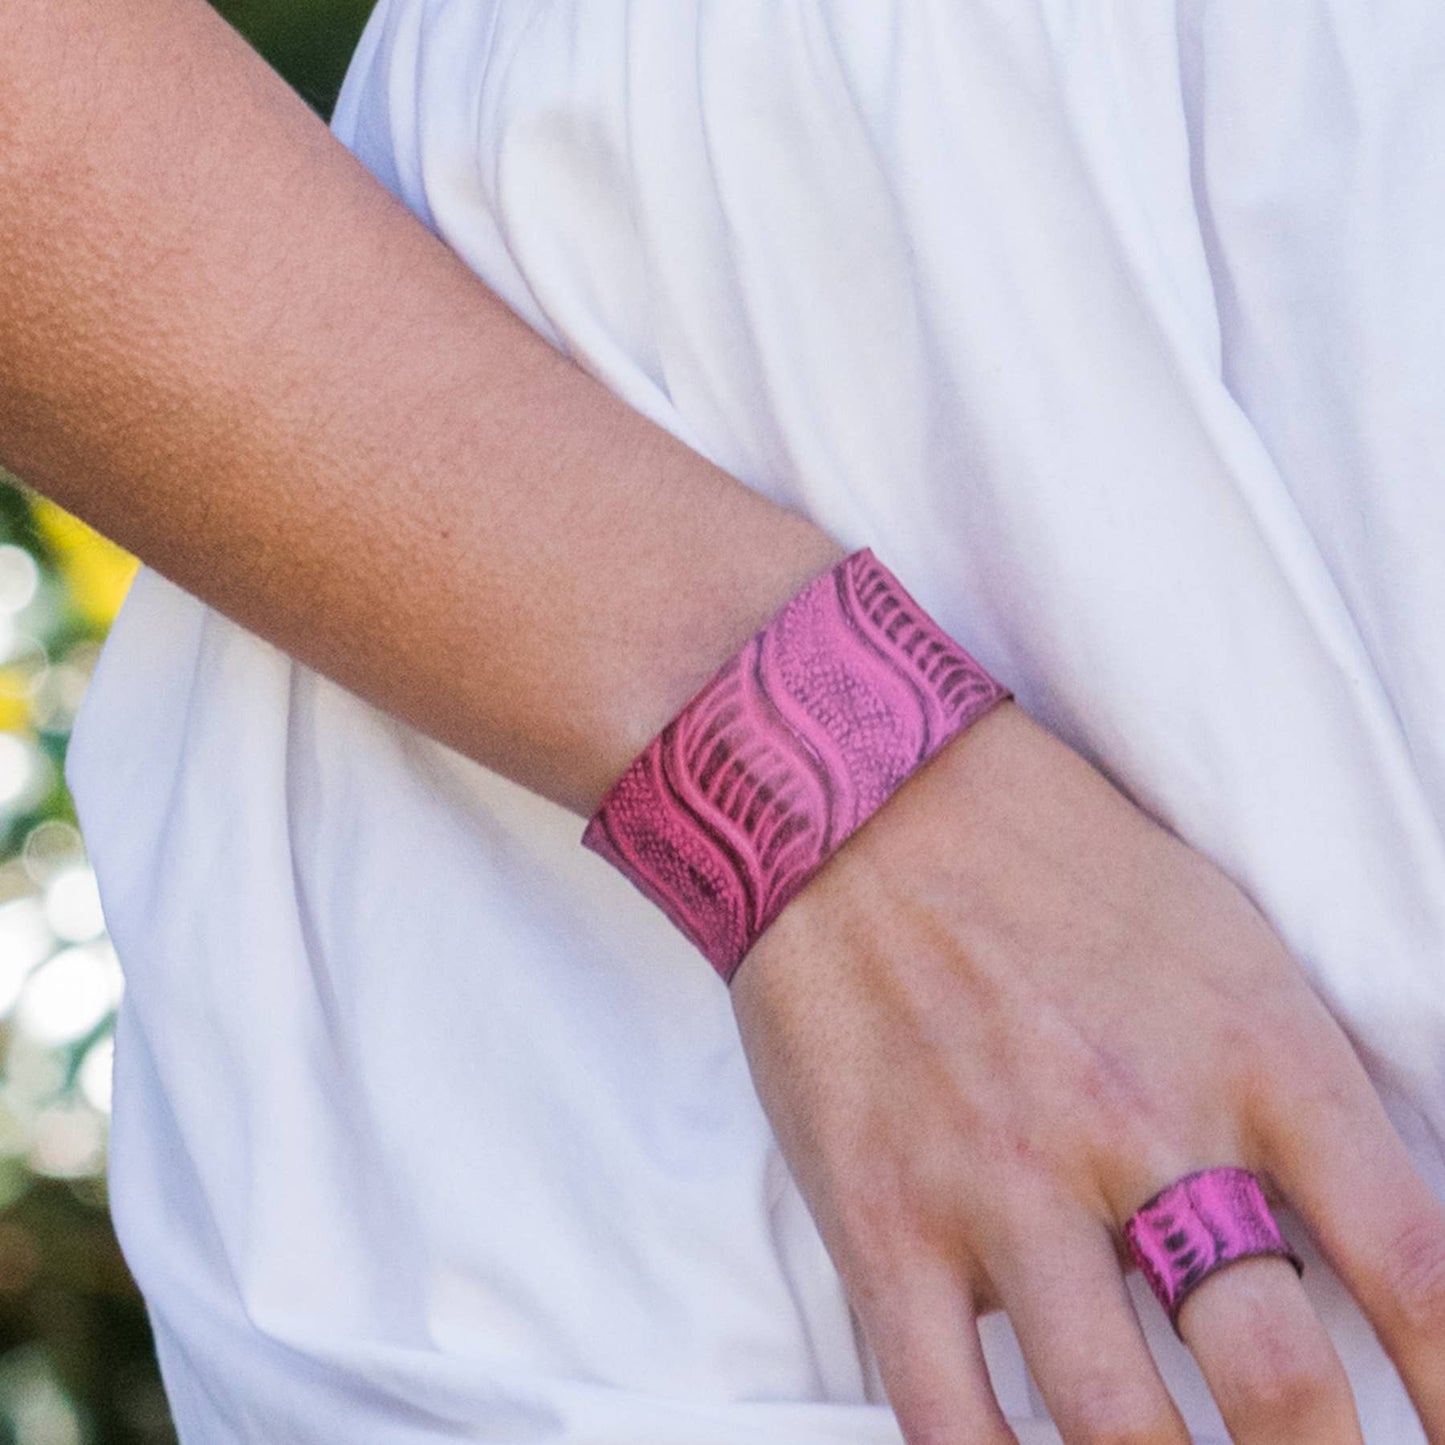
[1124,1167,1304,1333]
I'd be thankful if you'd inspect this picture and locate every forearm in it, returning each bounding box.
[0,0,844,815]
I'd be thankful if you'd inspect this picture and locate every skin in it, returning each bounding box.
[2,1,1444,1439]
[735,703,1445,1441]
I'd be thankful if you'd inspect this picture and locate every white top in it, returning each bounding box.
[67,0,1445,1439]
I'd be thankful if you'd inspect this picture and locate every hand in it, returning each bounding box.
[730,700,1445,1443]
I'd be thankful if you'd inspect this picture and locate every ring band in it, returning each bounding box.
[1124,1166,1304,1333]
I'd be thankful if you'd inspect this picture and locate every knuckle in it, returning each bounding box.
[1378,1211,1445,1338]
[1217,995,1286,1064]
[899,1404,1014,1445]
[833,1153,912,1242]
[895,1399,953,1445]
[1237,1015,1334,1108]
[1063,1376,1178,1443]
[1222,1318,1346,1424]
[838,1181,899,1243]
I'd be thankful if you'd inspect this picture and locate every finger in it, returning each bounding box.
[993,1210,1189,1444]
[853,1255,1019,1445]
[1175,1252,1363,1443]
[1258,1071,1445,1437]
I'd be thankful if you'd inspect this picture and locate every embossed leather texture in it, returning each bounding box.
[1125,1167,1304,1331]
[582,549,1012,982]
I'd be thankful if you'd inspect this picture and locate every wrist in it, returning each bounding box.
[582,549,1012,980]
[579,527,850,813]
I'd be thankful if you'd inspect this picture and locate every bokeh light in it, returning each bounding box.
[0,897,53,1017]
[16,944,122,1050]
[0,547,40,617]
[43,868,105,946]
[0,476,142,1441]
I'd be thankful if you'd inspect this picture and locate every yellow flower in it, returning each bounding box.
[31,501,139,629]
[0,666,30,733]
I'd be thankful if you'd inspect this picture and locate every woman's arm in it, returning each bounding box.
[0,0,843,816]
[5,3,1445,1440]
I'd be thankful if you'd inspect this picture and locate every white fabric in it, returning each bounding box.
[66,0,1445,1438]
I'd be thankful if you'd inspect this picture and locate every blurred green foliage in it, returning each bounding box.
[211,0,380,118]
[0,1,379,1439]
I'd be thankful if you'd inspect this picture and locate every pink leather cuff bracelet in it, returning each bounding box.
[581,548,1012,983]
